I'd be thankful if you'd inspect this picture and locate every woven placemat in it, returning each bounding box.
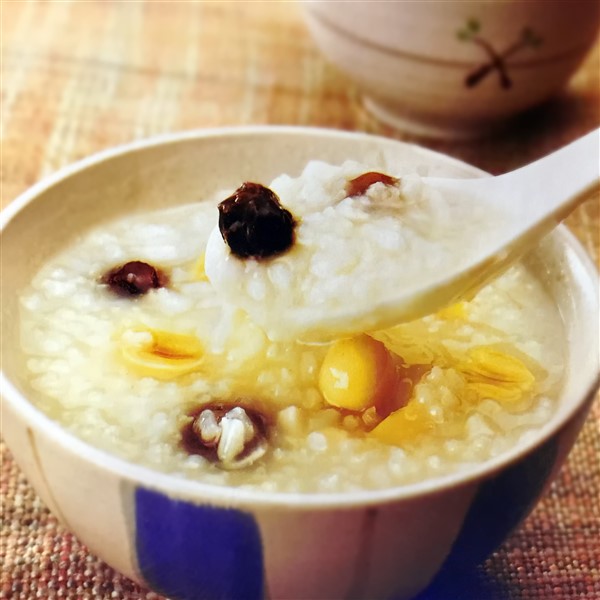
[1,3,599,599]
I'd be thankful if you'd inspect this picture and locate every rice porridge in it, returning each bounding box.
[19,161,565,493]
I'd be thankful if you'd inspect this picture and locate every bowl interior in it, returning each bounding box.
[2,127,598,503]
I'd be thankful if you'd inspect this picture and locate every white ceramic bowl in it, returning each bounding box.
[302,2,600,138]
[1,127,599,600]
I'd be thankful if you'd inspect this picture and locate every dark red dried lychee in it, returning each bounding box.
[218,182,296,260]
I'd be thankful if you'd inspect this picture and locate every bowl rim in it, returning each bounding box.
[2,125,599,509]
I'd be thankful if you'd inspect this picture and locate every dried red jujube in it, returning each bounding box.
[345,172,399,197]
[102,261,167,296]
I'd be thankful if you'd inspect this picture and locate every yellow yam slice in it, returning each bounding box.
[370,401,434,446]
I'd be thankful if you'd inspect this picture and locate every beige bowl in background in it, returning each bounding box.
[302,1,600,138]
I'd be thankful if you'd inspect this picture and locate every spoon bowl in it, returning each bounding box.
[415,128,600,318]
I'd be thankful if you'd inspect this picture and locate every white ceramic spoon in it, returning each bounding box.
[207,128,599,341]
[393,127,600,322]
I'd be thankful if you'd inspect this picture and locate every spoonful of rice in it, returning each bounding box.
[205,129,599,342]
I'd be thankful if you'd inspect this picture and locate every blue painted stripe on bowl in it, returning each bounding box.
[135,487,264,600]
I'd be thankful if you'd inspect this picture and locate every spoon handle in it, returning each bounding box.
[425,128,599,225]
[418,129,599,307]
[494,127,599,222]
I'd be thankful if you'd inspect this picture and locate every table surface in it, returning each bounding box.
[1,2,598,599]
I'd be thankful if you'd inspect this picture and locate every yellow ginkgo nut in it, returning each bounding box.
[318,335,395,412]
